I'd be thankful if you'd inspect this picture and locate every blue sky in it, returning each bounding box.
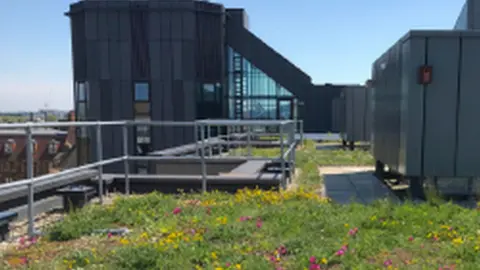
[0,0,464,111]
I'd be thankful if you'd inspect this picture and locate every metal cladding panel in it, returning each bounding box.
[422,37,459,177]
[305,85,343,133]
[344,86,370,142]
[331,97,345,133]
[456,37,480,176]
[399,38,425,176]
[372,43,402,171]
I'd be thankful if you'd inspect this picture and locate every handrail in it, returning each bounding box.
[0,119,302,238]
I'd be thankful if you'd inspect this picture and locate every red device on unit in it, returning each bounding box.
[419,66,432,85]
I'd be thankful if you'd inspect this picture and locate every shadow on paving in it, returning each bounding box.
[323,171,399,204]
[324,171,479,208]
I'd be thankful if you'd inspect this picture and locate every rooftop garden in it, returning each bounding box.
[1,141,479,269]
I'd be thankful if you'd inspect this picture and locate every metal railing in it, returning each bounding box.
[0,119,303,237]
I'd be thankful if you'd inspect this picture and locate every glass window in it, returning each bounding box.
[77,103,86,120]
[76,82,88,102]
[203,84,215,102]
[135,82,150,101]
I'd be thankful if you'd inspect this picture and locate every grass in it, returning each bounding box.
[2,141,480,269]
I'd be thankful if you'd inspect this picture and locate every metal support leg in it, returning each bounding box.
[25,125,35,237]
[200,124,207,193]
[280,124,286,190]
[96,123,104,204]
[122,125,130,195]
[375,160,384,180]
[409,177,425,201]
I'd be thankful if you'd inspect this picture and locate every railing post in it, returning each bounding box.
[300,120,304,146]
[122,124,130,195]
[226,126,230,154]
[25,124,35,237]
[289,122,296,177]
[247,125,252,157]
[200,123,207,193]
[194,122,199,156]
[96,123,104,204]
[207,124,212,157]
[279,123,286,190]
[217,126,222,155]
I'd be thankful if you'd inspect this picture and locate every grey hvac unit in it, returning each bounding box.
[372,30,480,197]
[331,97,345,134]
[343,86,372,146]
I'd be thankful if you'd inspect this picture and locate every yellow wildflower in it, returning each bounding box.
[211,252,218,260]
[216,216,228,225]
[235,264,242,269]
[119,238,129,245]
[321,258,328,264]
[452,237,464,245]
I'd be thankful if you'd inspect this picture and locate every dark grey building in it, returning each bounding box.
[454,0,480,30]
[66,0,345,169]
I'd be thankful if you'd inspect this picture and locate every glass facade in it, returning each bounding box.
[226,46,297,120]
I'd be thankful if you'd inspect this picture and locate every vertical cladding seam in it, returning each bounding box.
[453,37,463,176]
[420,38,428,177]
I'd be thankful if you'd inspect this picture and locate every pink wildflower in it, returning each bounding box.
[383,259,393,267]
[20,257,28,265]
[278,245,287,255]
[309,264,321,270]
[226,262,231,267]
[269,255,276,262]
[172,207,182,215]
[348,227,359,236]
[256,218,263,229]
[30,236,37,244]
[309,256,317,264]
[19,237,26,246]
[107,232,113,239]
[336,245,348,256]
[240,216,252,222]
[408,236,414,242]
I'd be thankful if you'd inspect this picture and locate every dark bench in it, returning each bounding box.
[56,185,96,212]
[0,211,18,241]
[230,160,269,174]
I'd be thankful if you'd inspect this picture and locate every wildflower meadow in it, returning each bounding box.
[1,141,480,269]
